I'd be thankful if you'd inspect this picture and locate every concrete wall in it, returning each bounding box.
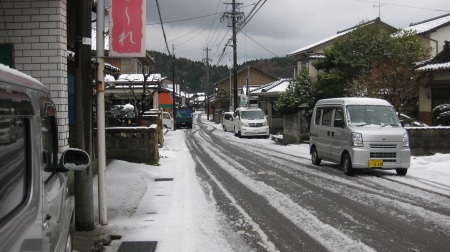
[104,126,160,164]
[406,127,450,155]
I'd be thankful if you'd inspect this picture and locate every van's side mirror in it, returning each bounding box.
[59,149,90,170]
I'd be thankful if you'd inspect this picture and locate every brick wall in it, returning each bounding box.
[0,0,69,152]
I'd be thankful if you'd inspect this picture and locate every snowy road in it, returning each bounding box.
[186,114,450,252]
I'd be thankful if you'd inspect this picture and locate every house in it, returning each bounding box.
[415,41,450,125]
[213,66,278,112]
[288,18,397,80]
[251,78,291,131]
[405,14,450,125]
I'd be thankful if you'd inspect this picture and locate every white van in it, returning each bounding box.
[0,64,90,252]
[233,107,269,138]
[309,97,410,176]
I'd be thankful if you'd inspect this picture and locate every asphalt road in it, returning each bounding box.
[185,114,450,252]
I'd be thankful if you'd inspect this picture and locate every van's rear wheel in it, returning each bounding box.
[311,147,321,166]
[396,168,407,176]
[342,153,354,176]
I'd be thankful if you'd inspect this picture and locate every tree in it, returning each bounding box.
[313,23,431,111]
[274,68,317,116]
[215,89,231,111]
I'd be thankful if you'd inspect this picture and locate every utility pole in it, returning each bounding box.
[74,0,94,231]
[172,44,176,131]
[223,0,243,111]
[203,47,211,120]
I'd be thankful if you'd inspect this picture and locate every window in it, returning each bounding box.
[0,90,33,222]
[322,108,333,126]
[40,99,58,181]
[314,108,322,125]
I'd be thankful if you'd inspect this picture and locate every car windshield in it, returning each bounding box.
[346,105,400,127]
[241,110,265,120]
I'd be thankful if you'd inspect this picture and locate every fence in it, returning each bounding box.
[103,126,160,164]
[406,127,450,155]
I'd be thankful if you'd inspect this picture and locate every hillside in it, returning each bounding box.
[148,51,294,92]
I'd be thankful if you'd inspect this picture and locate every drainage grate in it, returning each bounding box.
[117,241,157,252]
[155,178,173,181]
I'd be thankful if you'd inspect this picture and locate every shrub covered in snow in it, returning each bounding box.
[433,104,450,126]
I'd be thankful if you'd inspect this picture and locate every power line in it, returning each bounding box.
[155,0,171,56]
[356,0,450,13]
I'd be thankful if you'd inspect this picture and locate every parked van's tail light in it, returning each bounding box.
[403,133,409,147]
[351,132,363,146]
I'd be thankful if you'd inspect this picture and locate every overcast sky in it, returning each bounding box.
[143,0,449,66]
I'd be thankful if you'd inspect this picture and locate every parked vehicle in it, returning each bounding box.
[309,97,410,176]
[163,111,174,129]
[0,64,90,252]
[222,112,234,132]
[176,109,193,128]
[233,107,269,138]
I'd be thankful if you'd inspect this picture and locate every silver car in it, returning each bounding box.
[0,64,90,252]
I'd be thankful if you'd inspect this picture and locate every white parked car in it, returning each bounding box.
[233,107,270,138]
[163,111,174,129]
[222,112,234,132]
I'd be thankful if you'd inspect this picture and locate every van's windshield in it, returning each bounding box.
[241,110,265,120]
[346,105,400,127]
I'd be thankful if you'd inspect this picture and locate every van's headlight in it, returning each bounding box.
[241,122,249,127]
[351,132,363,147]
[403,133,409,147]
[263,121,268,126]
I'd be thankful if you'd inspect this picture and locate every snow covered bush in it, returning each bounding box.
[432,104,450,126]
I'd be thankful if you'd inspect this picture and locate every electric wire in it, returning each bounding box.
[154,0,171,56]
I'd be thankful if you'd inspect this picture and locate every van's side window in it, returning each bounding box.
[0,91,32,222]
[314,108,322,125]
[40,99,58,181]
[322,108,333,126]
[334,108,344,127]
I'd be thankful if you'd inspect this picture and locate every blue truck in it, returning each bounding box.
[176,109,193,129]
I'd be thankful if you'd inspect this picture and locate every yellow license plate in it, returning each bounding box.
[369,160,383,167]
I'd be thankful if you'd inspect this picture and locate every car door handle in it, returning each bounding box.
[327,131,330,136]
[327,131,335,137]
[332,132,335,137]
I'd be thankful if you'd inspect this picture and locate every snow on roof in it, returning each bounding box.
[404,13,450,34]
[251,78,291,94]
[106,73,162,83]
[288,30,352,56]
[0,63,44,87]
[416,62,450,71]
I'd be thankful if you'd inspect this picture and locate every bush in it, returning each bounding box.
[432,104,450,126]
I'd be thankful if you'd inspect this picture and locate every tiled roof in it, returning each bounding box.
[416,62,450,71]
[251,78,291,94]
[404,13,450,34]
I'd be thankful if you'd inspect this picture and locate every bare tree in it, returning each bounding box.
[353,61,430,115]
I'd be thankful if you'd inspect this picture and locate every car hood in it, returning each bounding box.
[349,125,407,142]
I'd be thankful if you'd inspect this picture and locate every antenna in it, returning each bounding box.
[374,0,384,18]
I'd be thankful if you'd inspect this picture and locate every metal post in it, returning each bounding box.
[96,0,107,225]
[232,0,238,111]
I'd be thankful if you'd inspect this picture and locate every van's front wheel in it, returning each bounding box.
[342,153,354,176]
[311,147,321,166]
[396,168,407,176]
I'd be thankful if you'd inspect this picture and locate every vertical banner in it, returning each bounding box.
[110,0,146,57]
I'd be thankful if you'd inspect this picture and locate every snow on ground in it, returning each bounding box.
[90,114,450,252]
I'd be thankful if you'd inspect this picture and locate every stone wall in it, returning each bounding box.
[104,126,160,164]
[282,108,309,144]
[406,127,450,155]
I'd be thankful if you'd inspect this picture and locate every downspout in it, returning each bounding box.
[424,36,439,56]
